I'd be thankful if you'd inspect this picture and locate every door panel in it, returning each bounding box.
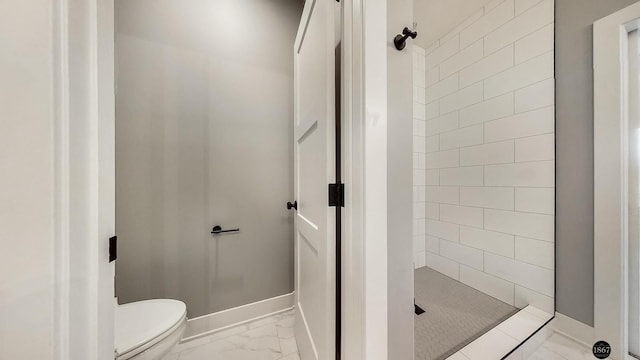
[293,0,335,359]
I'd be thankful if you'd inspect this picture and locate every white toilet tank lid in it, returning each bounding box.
[115,299,186,357]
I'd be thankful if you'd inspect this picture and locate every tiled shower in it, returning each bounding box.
[413,0,555,315]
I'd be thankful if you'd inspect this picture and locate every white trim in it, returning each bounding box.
[553,312,595,348]
[52,0,70,358]
[89,0,101,354]
[341,0,366,359]
[362,0,389,359]
[95,0,116,358]
[180,293,294,342]
[594,3,640,359]
[55,0,116,358]
[341,0,390,358]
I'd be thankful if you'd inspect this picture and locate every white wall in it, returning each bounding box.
[387,0,415,359]
[0,1,55,359]
[413,45,427,268]
[414,0,499,49]
[416,0,555,314]
[364,0,389,358]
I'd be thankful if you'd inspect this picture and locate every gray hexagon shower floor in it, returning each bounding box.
[414,267,519,360]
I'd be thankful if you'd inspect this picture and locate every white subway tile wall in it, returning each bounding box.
[418,0,555,314]
[413,45,427,268]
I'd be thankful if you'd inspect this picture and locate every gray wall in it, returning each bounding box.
[555,0,638,326]
[115,0,303,318]
[388,0,416,358]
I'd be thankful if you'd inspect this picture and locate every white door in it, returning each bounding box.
[293,0,336,359]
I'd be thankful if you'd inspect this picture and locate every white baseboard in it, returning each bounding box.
[182,292,294,342]
[553,312,595,348]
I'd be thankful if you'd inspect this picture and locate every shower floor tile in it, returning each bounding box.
[415,266,519,360]
[164,310,299,360]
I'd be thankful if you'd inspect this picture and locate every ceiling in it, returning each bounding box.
[414,0,497,49]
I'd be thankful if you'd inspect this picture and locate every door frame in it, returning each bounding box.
[341,0,367,358]
[341,0,389,359]
[54,0,389,359]
[594,2,640,359]
[52,0,115,359]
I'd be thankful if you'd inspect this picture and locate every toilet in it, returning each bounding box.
[115,299,187,360]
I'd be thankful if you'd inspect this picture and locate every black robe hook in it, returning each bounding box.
[394,27,418,51]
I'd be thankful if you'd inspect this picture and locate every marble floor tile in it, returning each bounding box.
[164,310,299,360]
[179,338,280,360]
[278,354,301,360]
[526,345,570,360]
[279,336,299,356]
[525,333,593,360]
[161,353,180,360]
[276,325,294,339]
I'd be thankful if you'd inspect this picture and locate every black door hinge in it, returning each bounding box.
[328,183,345,207]
[109,236,117,262]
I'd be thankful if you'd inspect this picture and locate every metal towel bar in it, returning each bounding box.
[211,225,240,235]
